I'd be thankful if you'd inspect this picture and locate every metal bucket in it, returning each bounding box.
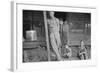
[26,30,37,41]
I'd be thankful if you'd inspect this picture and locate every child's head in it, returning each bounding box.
[59,18,63,25]
[65,44,69,49]
[64,20,68,25]
[64,42,69,48]
[80,40,85,49]
[80,40,84,45]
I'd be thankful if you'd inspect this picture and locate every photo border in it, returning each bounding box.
[11,1,97,71]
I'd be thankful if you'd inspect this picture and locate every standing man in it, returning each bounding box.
[47,11,62,61]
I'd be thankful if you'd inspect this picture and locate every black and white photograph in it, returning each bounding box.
[23,10,91,62]
[11,2,97,71]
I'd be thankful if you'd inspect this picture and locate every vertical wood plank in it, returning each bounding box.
[43,11,51,61]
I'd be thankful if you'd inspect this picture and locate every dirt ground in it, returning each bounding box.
[23,45,91,62]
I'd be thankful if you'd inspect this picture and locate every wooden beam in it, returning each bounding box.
[43,11,51,61]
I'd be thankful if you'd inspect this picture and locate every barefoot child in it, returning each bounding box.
[78,40,88,60]
[61,44,72,59]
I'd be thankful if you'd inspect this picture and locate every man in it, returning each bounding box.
[47,11,62,61]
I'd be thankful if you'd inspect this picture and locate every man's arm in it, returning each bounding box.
[56,18,60,32]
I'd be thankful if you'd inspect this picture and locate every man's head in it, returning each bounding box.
[64,20,68,25]
[49,11,55,18]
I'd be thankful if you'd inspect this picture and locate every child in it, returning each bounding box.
[63,20,69,45]
[78,40,88,60]
[61,44,72,59]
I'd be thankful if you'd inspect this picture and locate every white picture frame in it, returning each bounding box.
[11,1,97,72]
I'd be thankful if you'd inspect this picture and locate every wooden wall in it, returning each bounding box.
[23,10,45,39]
